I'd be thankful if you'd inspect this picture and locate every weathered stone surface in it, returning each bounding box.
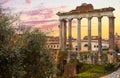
[63,63,76,78]
[70,3,94,13]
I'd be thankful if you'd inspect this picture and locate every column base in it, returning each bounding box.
[107,51,117,63]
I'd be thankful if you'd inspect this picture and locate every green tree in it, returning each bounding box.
[0,5,22,78]
[20,28,55,78]
[0,6,55,78]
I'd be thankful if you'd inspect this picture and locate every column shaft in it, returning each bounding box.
[59,20,62,50]
[88,17,92,52]
[109,16,115,52]
[77,18,82,53]
[68,19,72,50]
[63,20,67,51]
[98,17,102,54]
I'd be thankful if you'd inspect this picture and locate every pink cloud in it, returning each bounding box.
[21,4,68,18]
[40,23,59,30]
[26,0,32,4]
[22,19,58,25]
[22,8,54,18]
[1,0,11,4]
[19,4,68,31]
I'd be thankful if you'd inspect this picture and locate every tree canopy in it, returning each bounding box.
[0,6,55,78]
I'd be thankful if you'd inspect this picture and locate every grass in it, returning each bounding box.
[76,63,111,78]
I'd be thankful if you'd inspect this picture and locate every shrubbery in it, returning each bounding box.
[104,63,115,71]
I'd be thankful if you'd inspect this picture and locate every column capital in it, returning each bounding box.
[87,17,92,20]
[77,18,82,20]
[68,18,73,22]
[59,19,67,22]
[108,16,115,19]
[63,19,67,22]
[98,16,103,19]
[98,16,103,22]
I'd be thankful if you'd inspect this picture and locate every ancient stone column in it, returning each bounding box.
[59,20,62,50]
[88,17,92,53]
[77,18,82,58]
[67,19,72,63]
[68,19,73,50]
[107,16,116,63]
[98,16,102,64]
[63,20,67,51]
[109,16,115,52]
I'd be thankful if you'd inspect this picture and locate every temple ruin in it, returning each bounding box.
[57,3,116,64]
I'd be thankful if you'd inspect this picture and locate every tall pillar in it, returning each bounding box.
[108,16,116,63]
[68,19,73,50]
[77,18,82,58]
[98,16,102,64]
[88,17,92,53]
[59,20,62,50]
[63,20,67,51]
[109,16,115,52]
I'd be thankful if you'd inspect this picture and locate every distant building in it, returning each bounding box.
[46,36,59,50]
[115,33,120,49]
[46,36,109,52]
[73,40,109,51]
[72,36,109,51]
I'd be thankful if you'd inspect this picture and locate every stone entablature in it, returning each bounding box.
[57,3,115,17]
[57,4,115,20]
[57,7,114,15]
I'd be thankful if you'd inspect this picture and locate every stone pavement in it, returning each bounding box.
[100,68,120,78]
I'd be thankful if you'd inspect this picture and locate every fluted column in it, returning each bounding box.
[77,18,82,58]
[68,19,73,50]
[109,16,115,52]
[88,17,92,53]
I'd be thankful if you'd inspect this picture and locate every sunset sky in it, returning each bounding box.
[1,0,120,39]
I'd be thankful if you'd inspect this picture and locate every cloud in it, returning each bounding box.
[26,0,32,4]
[0,0,11,4]
[17,3,69,33]
[21,8,56,20]
[22,19,58,25]
[38,22,59,30]
[21,4,68,18]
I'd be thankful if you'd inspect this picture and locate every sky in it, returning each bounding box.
[1,0,120,39]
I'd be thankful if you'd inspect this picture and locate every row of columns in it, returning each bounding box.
[59,16,115,57]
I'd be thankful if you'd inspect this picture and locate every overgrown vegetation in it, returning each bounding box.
[76,63,115,78]
[0,6,55,78]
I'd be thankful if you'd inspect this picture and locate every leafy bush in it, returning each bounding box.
[76,63,108,78]
[104,63,115,71]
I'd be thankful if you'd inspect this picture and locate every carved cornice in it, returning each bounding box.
[56,3,115,16]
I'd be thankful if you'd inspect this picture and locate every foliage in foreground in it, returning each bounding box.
[0,6,55,78]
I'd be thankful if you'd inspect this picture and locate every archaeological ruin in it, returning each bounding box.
[57,3,117,64]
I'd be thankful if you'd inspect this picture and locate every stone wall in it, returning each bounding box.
[63,63,76,78]
[70,52,108,64]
